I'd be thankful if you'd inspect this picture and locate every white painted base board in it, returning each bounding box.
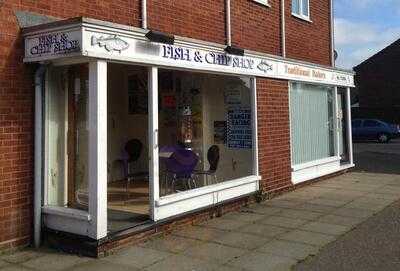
[154,176,261,221]
[42,206,91,237]
[292,159,354,185]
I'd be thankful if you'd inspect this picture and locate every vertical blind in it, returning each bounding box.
[290,83,335,166]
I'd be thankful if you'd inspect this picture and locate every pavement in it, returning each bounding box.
[1,141,399,271]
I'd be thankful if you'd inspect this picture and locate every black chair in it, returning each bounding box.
[194,145,220,185]
[119,139,149,194]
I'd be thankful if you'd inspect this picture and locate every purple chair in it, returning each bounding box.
[160,146,199,194]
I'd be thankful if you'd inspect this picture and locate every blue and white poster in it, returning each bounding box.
[227,107,252,149]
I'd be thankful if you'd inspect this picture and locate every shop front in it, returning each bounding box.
[24,17,354,248]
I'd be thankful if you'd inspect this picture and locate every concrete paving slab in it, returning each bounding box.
[183,242,248,264]
[344,199,390,211]
[0,260,10,268]
[259,215,309,229]
[143,254,242,271]
[21,251,91,271]
[222,211,265,223]
[213,231,271,250]
[0,250,45,264]
[0,265,35,271]
[364,192,399,200]
[257,239,319,260]
[102,246,173,269]
[276,209,323,221]
[279,230,336,247]
[291,203,337,214]
[263,199,305,208]
[374,185,400,195]
[200,217,250,231]
[70,260,140,271]
[173,226,227,242]
[227,251,297,271]
[299,222,351,236]
[308,198,350,207]
[331,207,375,219]
[138,234,204,253]
[241,205,284,216]
[236,223,289,238]
[317,214,364,227]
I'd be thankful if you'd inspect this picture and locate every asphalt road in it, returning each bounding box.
[293,200,400,271]
[353,139,400,175]
[293,140,400,271]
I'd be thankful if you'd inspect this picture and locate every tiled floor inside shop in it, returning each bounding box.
[2,171,400,271]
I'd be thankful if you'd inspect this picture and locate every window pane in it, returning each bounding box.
[46,65,89,210]
[158,70,254,196]
[302,0,309,16]
[290,83,335,165]
[292,0,300,14]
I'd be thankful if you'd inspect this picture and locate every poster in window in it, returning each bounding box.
[214,121,226,144]
[227,107,252,149]
[128,74,148,114]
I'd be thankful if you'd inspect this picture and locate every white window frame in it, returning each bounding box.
[289,82,355,185]
[252,0,270,7]
[151,76,260,221]
[292,0,311,21]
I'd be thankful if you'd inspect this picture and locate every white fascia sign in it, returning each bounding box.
[23,18,354,87]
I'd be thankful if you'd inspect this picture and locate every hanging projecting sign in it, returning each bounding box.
[23,19,355,87]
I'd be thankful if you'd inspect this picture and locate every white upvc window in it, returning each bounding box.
[292,0,310,21]
[252,0,270,7]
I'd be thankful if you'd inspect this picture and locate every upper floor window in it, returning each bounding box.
[292,0,310,20]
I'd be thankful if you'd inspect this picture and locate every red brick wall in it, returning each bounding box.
[285,0,332,66]
[147,0,226,44]
[257,78,292,193]
[231,0,282,55]
[0,0,142,252]
[0,0,331,250]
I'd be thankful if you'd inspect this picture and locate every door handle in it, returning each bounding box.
[154,129,158,148]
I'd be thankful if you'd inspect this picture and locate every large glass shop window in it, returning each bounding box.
[290,83,336,166]
[45,65,89,210]
[158,70,254,197]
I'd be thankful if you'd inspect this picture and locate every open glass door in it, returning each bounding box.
[337,87,350,163]
[106,64,154,233]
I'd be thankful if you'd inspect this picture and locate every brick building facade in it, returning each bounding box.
[0,0,354,254]
[353,39,400,123]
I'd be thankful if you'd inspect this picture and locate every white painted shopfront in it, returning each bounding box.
[24,18,354,241]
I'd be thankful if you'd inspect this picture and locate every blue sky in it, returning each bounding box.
[334,0,400,69]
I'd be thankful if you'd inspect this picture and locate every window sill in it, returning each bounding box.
[292,156,341,171]
[156,175,261,207]
[42,206,91,221]
[291,13,312,23]
[252,0,271,7]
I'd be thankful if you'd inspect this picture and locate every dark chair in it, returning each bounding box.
[118,139,149,194]
[194,145,220,185]
[161,146,199,193]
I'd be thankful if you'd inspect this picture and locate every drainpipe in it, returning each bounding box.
[330,0,335,66]
[226,0,232,46]
[142,0,147,29]
[281,0,286,57]
[34,64,46,248]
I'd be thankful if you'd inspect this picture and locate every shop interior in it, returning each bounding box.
[45,63,254,234]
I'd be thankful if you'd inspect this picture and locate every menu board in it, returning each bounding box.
[227,107,252,149]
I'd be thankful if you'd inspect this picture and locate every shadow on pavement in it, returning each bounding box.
[353,151,400,175]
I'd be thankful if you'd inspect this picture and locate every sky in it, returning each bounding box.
[334,0,400,69]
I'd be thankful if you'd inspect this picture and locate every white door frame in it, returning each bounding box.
[148,66,160,221]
